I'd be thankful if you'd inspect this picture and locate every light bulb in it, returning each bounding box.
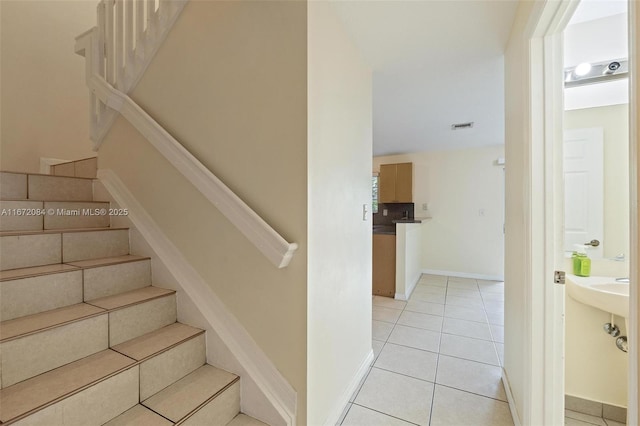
[574,62,592,77]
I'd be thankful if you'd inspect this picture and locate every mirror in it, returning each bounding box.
[563,9,629,261]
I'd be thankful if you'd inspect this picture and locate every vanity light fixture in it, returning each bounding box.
[565,58,629,87]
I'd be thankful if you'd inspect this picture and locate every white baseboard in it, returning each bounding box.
[502,368,522,426]
[98,169,297,426]
[395,271,421,301]
[324,350,373,426]
[422,269,504,282]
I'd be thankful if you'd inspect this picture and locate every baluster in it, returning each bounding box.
[97,1,107,117]
[105,0,115,85]
[115,0,124,89]
[126,0,133,60]
[124,0,134,89]
[136,0,144,48]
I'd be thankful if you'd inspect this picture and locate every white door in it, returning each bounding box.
[563,127,604,258]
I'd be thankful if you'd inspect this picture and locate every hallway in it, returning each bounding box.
[340,274,511,425]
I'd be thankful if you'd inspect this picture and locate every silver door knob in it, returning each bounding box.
[584,239,600,247]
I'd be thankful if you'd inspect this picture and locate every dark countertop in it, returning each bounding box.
[373,217,431,234]
[373,225,396,235]
[392,217,430,224]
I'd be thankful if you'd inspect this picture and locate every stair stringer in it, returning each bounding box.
[93,170,296,426]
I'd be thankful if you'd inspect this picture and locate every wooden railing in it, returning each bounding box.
[75,0,299,268]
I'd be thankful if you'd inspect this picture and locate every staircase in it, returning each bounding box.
[0,169,266,426]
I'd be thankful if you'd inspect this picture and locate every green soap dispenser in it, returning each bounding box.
[572,244,591,277]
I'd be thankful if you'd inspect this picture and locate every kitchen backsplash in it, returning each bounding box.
[373,203,415,225]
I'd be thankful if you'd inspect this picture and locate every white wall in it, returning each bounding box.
[307,3,373,424]
[503,0,538,421]
[0,1,96,173]
[564,104,630,260]
[395,223,422,300]
[374,144,505,279]
[564,13,628,67]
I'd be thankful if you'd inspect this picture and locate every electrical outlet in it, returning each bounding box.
[383,209,388,216]
[422,203,428,211]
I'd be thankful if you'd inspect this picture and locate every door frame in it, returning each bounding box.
[525,0,638,425]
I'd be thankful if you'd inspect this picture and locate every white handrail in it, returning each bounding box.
[75,2,298,268]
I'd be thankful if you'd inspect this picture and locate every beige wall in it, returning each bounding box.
[306,3,372,423]
[565,104,630,260]
[0,1,95,173]
[99,1,309,423]
[374,145,505,279]
[565,294,628,407]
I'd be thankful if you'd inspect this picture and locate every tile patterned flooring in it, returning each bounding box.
[338,274,625,426]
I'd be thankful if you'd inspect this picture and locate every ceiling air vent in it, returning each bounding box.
[451,122,474,130]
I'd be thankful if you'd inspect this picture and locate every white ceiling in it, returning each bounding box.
[569,0,627,25]
[333,1,519,156]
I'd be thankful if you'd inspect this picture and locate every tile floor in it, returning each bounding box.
[337,274,625,426]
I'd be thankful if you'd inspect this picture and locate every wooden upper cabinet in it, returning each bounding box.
[378,162,413,203]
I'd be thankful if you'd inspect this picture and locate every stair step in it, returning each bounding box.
[114,323,206,400]
[88,286,177,346]
[65,254,149,269]
[0,303,105,342]
[103,404,173,426]
[0,255,148,281]
[51,157,97,179]
[27,174,94,201]
[0,349,136,424]
[87,286,175,311]
[0,201,110,231]
[0,263,79,281]
[43,201,110,229]
[0,228,130,270]
[1,269,83,321]
[0,256,150,320]
[142,364,240,425]
[0,232,61,270]
[0,226,127,236]
[0,172,27,199]
[1,314,108,388]
[0,201,44,232]
[228,414,270,426]
[0,287,176,387]
[112,322,204,362]
[80,256,151,300]
[63,228,129,263]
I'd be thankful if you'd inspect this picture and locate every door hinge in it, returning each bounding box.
[554,270,566,285]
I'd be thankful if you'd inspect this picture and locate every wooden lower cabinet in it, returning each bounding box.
[373,234,396,297]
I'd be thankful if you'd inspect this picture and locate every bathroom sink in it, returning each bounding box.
[566,274,629,319]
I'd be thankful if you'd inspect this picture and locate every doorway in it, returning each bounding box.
[562,3,631,422]
[511,0,638,425]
